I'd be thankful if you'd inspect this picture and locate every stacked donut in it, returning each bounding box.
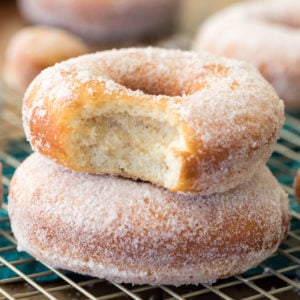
[8,47,289,285]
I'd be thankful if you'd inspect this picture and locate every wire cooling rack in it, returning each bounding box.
[0,78,299,300]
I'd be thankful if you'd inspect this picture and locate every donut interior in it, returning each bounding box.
[68,109,184,187]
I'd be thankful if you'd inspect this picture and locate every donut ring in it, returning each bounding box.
[17,0,179,44]
[23,48,284,194]
[3,26,88,93]
[8,153,289,285]
[193,0,300,110]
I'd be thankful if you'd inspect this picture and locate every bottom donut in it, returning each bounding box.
[8,153,289,285]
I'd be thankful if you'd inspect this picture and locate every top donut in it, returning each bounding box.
[193,0,300,110]
[22,47,284,194]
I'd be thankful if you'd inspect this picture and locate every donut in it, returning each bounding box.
[293,169,300,205]
[20,47,284,192]
[22,47,284,194]
[3,26,88,93]
[17,0,180,44]
[192,0,300,110]
[8,153,289,285]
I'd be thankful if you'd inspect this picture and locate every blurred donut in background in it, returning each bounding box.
[193,0,300,110]
[17,0,180,45]
[3,26,89,93]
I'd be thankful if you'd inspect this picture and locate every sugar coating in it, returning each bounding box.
[22,47,284,194]
[193,0,300,109]
[8,153,289,285]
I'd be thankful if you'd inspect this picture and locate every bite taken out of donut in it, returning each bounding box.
[8,153,290,286]
[3,26,89,93]
[193,0,300,110]
[23,47,284,194]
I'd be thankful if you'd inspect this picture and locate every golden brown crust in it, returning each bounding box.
[8,153,290,285]
[23,48,284,194]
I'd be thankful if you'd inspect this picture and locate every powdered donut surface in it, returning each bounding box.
[23,47,284,194]
[8,153,289,285]
[193,0,300,109]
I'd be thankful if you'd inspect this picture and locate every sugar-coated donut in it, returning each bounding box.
[8,153,289,285]
[293,169,300,205]
[17,0,180,44]
[3,26,89,93]
[193,0,300,110]
[23,48,284,194]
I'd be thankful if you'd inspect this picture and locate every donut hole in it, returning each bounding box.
[104,61,208,97]
[116,75,191,97]
[264,16,300,29]
[68,108,184,188]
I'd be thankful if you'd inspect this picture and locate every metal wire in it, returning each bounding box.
[0,79,299,299]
